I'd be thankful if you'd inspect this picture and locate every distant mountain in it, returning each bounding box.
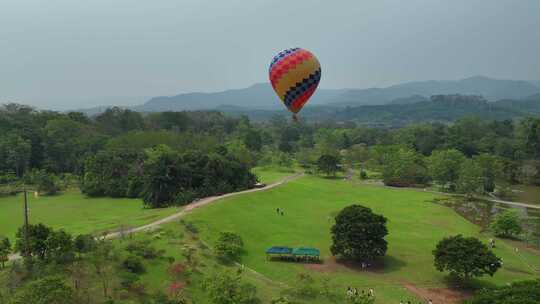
[133,83,343,112]
[529,80,540,88]
[330,76,540,106]
[388,95,428,105]
[221,94,540,125]
[76,76,540,116]
[494,93,540,115]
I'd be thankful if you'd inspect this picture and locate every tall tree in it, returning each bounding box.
[433,235,501,280]
[317,154,341,176]
[428,149,466,191]
[457,159,484,198]
[330,205,388,262]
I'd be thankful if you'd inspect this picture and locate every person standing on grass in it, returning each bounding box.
[428,299,433,304]
[369,288,374,297]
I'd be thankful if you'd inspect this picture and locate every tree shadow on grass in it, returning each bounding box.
[441,275,498,293]
[336,254,407,274]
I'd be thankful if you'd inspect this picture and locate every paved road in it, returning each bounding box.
[8,173,303,261]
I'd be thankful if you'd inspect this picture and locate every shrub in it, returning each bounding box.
[122,255,146,274]
[119,271,140,289]
[490,209,523,238]
[125,240,162,259]
[465,279,540,304]
[359,170,368,180]
[215,232,244,262]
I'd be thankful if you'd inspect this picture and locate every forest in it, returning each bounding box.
[1,102,540,203]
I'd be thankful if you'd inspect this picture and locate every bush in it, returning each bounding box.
[125,240,162,259]
[215,232,244,262]
[359,170,368,180]
[25,169,62,195]
[490,209,523,238]
[122,255,146,274]
[74,234,97,254]
[465,279,540,304]
[119,271,140,289]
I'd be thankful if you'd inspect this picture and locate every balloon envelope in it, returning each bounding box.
[269,48,321,114]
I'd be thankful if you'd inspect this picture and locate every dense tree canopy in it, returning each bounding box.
[330,205,388,262]
[433,235,501,280]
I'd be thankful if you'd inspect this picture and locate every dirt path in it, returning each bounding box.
[8,173,303,261]
[403,282,472,304]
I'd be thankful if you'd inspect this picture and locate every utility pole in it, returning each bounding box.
[23,189,30,257]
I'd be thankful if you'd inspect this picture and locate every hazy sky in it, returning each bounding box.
[1,0,539,110]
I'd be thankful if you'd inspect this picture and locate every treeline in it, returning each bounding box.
[2,102,540,203]
[0,104,256,206]
[82,145,255,208]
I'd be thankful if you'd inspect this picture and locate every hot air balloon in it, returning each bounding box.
[269,48,321,121]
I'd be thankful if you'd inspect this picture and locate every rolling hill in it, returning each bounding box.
[122,76,540,112]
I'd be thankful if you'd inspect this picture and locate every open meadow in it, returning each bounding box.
[184,175,540,303]
[0,168,286,242]
[0,189,179,241]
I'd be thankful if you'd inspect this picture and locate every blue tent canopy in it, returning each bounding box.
[266,246,293,255]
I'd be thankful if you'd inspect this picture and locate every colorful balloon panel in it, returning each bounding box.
[269,48,321,114]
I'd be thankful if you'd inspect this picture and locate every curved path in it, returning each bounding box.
[104,172,302,239]
[8,173,303,261]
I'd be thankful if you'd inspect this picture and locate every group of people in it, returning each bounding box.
[399,300,433,304]
[346,286,374,298]
[275,207,285,216]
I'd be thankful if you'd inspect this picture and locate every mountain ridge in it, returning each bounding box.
[74,76,540,115]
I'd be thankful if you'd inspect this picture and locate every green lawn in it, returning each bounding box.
[252,166,296,184]
[0,189,179,241]
[186,175,540,303]
[0,167,291,242]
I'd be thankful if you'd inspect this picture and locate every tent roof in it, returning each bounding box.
[266,246,293,254]
[292,247,320,256]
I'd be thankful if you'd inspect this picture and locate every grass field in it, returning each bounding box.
[185,175,540,303]
[252,166,297,184]
[0,189,179,241]
[0,167,287,242]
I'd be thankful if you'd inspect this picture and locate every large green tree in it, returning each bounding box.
[317,154,341,177]
[381,147,428,187]
[15,223,52,259]
[330,205,388,262]
[0,134,31,177]
[11,276,74,304]
[433,235,501,280]
[457,159,485,198]
[428,149,466,191]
